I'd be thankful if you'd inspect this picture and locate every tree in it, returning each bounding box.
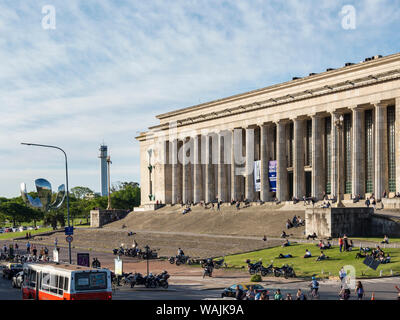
[111,182,140,210]
[71,186,94,200]
[0,201,40,227]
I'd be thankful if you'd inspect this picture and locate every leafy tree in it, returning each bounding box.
[111,182,140,210]
[0,201,40,227]
[71,186,94,200]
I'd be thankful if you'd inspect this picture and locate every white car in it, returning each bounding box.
[18,227,24,232]
[11,227,18,232]
[27,226,34,230]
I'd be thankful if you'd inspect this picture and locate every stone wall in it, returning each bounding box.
[90,209,129,228]
[305,207,400,238]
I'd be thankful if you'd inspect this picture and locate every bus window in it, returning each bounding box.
[49,274,58,294]
[64,277,69,291]
[58,276,64,295]
[42,273,50,292]
[29,270,36,287]
[75,272,107,291]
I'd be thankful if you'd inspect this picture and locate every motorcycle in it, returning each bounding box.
[203,265,214,278]
[169,255,190,266]
[246,259,263,275]
[273,264,296,278]
[155,271,170,289]
[260,263,274,277]
[113,247,125,256]
[120,273,134,286]
[213,258,226,269]
[130,272,147,288]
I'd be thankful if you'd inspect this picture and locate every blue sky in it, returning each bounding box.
[1,0,400,197]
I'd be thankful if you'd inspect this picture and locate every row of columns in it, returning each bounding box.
[161,101,397,204]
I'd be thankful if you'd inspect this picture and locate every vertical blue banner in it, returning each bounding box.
[269,160,277,192]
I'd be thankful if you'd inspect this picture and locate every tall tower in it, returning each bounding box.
[99,145,108,196]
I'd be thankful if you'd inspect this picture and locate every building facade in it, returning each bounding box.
[136,53,400,207]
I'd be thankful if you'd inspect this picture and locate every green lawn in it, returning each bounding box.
[222,243,400,279]
[2,218,89,229]
[0,228,53,240]
[351,237,400,244]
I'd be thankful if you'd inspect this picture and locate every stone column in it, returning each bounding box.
[217,132,227,202]
[171,139,180,204]
[182,137,191,204]
[331,113,339,198]
[205,135,215,203]
[193,135,202,203]
[312,115,324,200]
[231,129,240,201]
[396,98,400,194]
[276,121,288,201]
[293,118,305,199]
[260,124,273,201]
[245,127,255,201]
[352,107,365,198]
[374,102,388,200]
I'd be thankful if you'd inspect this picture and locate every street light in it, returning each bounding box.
[21,143,72,264]
[144,245,150,277]
[334,115,345,208]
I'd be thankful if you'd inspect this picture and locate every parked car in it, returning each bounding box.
[27,226,34,230]
[0,229,4,234]
[221,283,269,298]
[12,271,24,288]
[18,227,24,232]
[4,228,12,233]
[11,227,17,233]
[2,263,23,280]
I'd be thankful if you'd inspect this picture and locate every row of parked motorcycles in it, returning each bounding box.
[246,259,296,278]
[168,255,227,269]
[112,246,158,260]
[112,271,170,289]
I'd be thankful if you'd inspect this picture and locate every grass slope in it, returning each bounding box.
[223,243,400,279]
[0,228,53,240]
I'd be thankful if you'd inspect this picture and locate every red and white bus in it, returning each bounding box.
[21,262,112,300]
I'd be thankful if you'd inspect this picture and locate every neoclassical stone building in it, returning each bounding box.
[136,52,400,208]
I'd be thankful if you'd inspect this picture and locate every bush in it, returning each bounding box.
[250,274,262,282]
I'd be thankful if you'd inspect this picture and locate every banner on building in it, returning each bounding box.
[269,160,277,192]
[254,160,261,192]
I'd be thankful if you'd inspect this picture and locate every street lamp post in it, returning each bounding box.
[144,245,150,277]
[334,115,345,208]
[21,143,72,264]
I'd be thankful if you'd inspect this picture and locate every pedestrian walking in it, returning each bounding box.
[339,237,343,252]
[355,281,364,300]
[26,241,30,254]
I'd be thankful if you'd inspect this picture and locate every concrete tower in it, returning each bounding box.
[99,145,108,196]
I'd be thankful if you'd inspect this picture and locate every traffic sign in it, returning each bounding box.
[65,226,74,235]
[66,235,73,243]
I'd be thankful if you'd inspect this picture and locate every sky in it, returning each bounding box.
[0,0,400,198]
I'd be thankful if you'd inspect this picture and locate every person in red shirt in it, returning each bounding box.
[339,237,344,252]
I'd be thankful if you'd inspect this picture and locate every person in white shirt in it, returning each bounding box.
[303,249,312,258]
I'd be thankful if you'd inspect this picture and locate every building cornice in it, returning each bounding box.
[155,52,400,121]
